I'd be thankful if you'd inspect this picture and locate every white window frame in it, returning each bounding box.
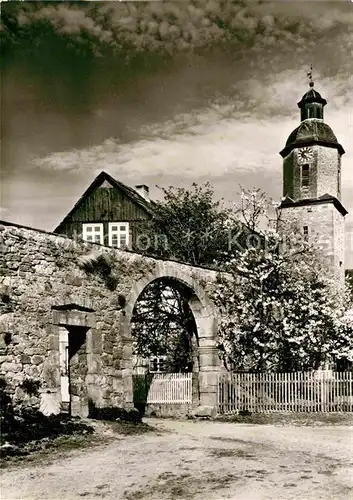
[82,223,104,244]
[108,222,130,248]
[149,356,167,373]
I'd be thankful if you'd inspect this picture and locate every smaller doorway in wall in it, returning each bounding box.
[59,325,89,416]
[59,327,70,412]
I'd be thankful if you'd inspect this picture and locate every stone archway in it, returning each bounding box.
[122,262,220,414]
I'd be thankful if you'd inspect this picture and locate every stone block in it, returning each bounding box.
[86,374,97,385]
[103,315,114,326]
[25,365,40,378]
[103,340,113,354]
[48,334,59,351]
[26,347,45,356]
[72,277,82,286]
[122,344,132,360]
[198,371,219,388]
[113,359,121,370]
[112,377,123,392]
[199,351,220,368]
[20,354,31,364]
[192,405,217,418]
[0,313,15,333]
[87,354,101,374]
[84,313,95,328]
[120,358,132,370]
[42,361,60,388]
[2,362,22,373]
[32,355,44,365]
[103,389,113,400]
[198,337,217,348]
[8,262,19,270]
[87,329,102,354]
[199,391,218,407]
[112,346,123,359]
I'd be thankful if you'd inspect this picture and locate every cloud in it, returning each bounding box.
[33,116,279,178]
[3,1,353,58]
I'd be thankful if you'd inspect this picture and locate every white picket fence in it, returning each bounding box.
[218,371,353,413]
[147,372,192,404]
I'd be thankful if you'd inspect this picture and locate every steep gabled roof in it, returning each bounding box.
[54,171,155,232]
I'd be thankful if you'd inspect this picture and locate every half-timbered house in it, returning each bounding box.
[54,171,154,249]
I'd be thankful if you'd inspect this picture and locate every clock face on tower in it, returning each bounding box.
[297,146,314,164]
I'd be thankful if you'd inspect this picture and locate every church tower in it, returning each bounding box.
[279,73,347,283]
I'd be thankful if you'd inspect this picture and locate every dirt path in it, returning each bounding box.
[1,419,353,500]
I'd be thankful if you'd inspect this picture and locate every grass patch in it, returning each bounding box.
[2,420,157,469]
[123,470,243,500]
[214,412,353,426]
[100,420,157,436]
[1,432,106,469]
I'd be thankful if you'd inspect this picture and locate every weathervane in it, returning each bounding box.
[307,64,314,87]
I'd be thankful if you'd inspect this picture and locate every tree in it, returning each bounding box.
[136,182,246,267]
[210,189,353,372]
[131,280,197,373]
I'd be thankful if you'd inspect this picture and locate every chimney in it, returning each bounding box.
[135,184,150,202]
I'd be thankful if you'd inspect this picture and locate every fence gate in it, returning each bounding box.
[133,372,192,410]
[147,373,192,404]
[218,371,353,414]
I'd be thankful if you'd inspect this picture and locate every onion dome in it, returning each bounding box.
[280,119,344,157]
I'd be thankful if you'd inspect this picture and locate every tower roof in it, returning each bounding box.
[297,87,327,108]
[280,119,345,157]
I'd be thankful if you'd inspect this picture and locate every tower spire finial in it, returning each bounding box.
[307,64,314,87]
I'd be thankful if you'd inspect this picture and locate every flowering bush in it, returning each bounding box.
[210,189,353,372]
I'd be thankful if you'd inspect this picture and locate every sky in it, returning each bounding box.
[1,0,352,267]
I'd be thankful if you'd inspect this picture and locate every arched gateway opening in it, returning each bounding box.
[131,277,199,374]
[123,263,220,415]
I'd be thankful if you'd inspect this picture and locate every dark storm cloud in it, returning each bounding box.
[2,1,353,58]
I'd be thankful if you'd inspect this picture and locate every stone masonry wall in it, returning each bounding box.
[280,202,345,284]
[0,222,218,415]
[283,145,342,202]
[316,146,341,200]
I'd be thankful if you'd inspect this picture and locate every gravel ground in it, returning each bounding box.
[1,418,353,500]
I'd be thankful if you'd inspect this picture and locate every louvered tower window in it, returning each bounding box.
[301,164,310,189]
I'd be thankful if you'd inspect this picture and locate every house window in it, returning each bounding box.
[149,356,167,373]
[301,164,310,189]
[82,223,104,244]
[303,225,309,242]
[108,222,130,248]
